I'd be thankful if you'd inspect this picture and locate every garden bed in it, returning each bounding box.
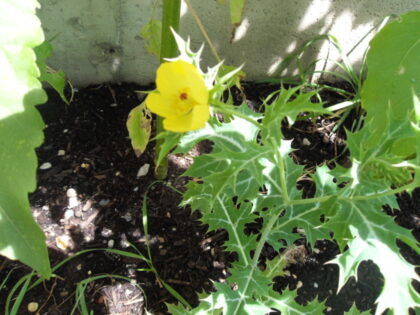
[0,83,418,315]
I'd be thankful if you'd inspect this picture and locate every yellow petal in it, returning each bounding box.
[145,92,179,118]
[156,60,206,98]
[163,104,209,133]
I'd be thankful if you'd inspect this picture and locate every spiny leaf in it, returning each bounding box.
[263,160,332,250]
[264,288,326,314]
[344,303,372,315]
[262,89,330,147]
[200,197,258,266]
[263,255,288,279]
[326,197,419,315]
[229,264,272,298]
[175,104,261,154]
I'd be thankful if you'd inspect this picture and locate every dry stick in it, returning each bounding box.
[184,0,222,64]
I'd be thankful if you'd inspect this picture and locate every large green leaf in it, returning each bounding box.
[0,0,51,277]
[361,11,420,156]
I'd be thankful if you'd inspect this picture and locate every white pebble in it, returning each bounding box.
[57,149,66,156]
[302,138,311,146]
[101,227,113,238]
[313,282,318,288]
[136,164,150,178]
[63,209,74,220]
[27,302,39,312]
[39,162,52,170]
[107,239,115,248]
[66,188,79,208]
[296,281,303,289]
[63,129,68,133]
[66,188,77,198]
[122,212,132,222]
[99,199,110,206]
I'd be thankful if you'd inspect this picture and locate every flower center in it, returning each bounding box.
[180,92,188,100]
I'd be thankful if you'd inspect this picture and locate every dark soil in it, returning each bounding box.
[0,83,418,315]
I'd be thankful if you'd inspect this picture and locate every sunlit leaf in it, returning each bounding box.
[0,0,51,278]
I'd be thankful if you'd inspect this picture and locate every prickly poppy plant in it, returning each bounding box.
[161,13,420,315]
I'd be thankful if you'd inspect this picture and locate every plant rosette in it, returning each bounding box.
[149,24,419,314]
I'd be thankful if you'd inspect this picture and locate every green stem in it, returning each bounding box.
[252,207,283,265]
[211,102,263,129]
[273,139,290,203]
[350,182,416,201]
[154,0,181,179]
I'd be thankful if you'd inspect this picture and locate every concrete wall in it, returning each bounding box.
[37,0,420,87]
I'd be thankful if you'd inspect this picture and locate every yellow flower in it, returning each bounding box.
[146,60,210,132]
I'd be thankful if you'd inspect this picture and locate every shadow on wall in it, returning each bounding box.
[181,0,418,81]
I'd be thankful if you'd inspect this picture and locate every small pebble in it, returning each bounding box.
[42,205,50,211]
[101,228,113,238]
[39,162,52,170]
[296,281,303,289]
[313,248,320,254]
[76,264,82,271]
[63,209,74,220]
[66,188,79,208]
[63,129,68,133]
[99,199,110,207]
[313,282,318,288]
[302,138,311,146]
[66,188,77,198]
[27,302,39,312]
[136,164,150,178]
[110,103,118,107]
[57,149,66,156]
[122,212,132,222]
[107,239,115,248]
[56,235,73,250]
[133,186,139,192]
